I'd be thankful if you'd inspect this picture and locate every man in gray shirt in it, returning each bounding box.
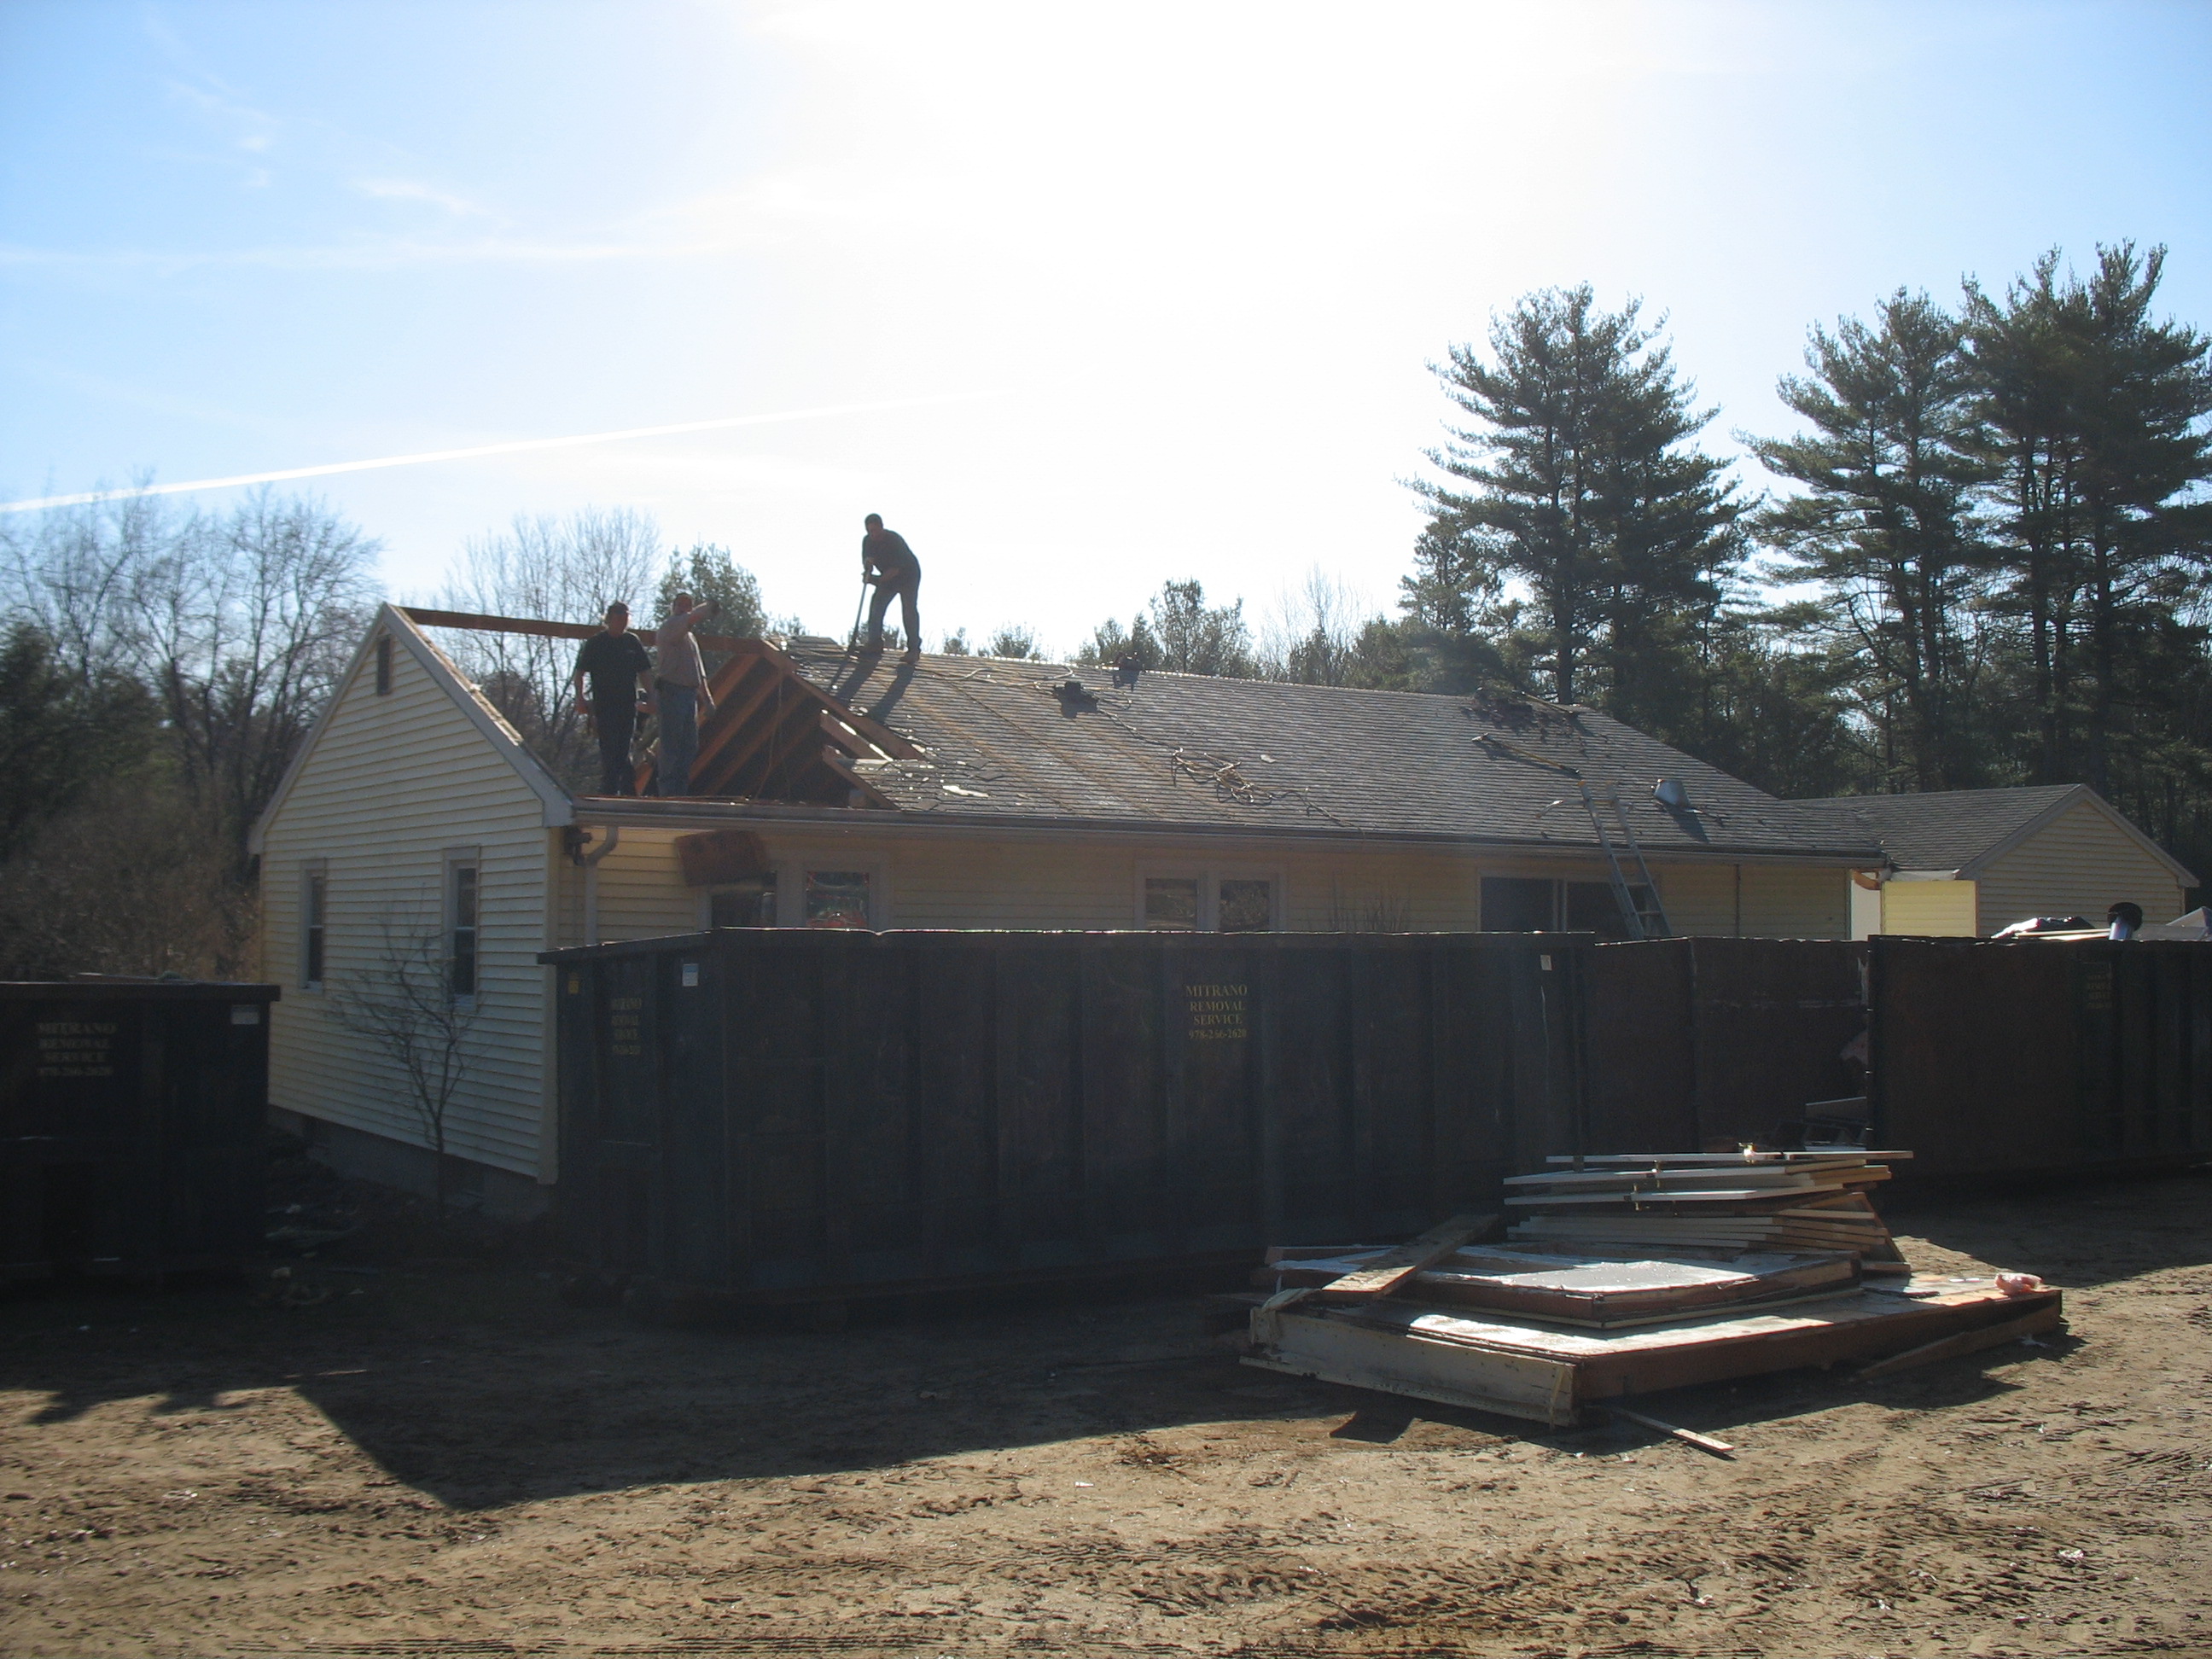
[653,593,720,795]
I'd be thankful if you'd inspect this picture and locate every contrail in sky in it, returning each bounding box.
[0,392,994,514]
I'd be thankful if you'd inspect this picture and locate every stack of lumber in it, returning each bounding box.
[1238,1146,2069,1429]
[1269,1243,1861,1328]
[1503,1151,1912,1275]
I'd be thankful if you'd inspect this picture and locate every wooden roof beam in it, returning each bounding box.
[723,690,823,798]
[399,605,776,659]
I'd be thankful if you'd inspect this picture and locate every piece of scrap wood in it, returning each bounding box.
[1604,1405,1737,1458]
[1317,1213,1500,1300]
[1854,1301,2064,1380]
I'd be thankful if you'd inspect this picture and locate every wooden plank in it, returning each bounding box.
[1854,1303,2064,1379]
[400,604,776,656]
[687,657,775,777]
[1604,1406,1736,1458]
[1315,1212,1499,1301]
[749,697,843,799]
[1545,1151,1910,1165]
[1247,1309,1580,1425]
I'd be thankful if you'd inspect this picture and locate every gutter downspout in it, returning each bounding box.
[572,824,620,945]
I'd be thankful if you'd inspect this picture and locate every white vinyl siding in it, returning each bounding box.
[1973,797,2190,934]
[258,637,552,1180]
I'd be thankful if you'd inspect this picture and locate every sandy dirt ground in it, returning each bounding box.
[3,1169,2210,1657]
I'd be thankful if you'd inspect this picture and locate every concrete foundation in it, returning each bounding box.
[269,1107,551,1222]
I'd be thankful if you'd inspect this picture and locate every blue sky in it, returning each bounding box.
[3,1,2208,651]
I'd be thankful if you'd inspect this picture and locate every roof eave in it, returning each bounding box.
[568,795,1878,862]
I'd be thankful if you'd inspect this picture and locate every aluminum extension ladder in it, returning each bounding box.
[1580,781,1673,940]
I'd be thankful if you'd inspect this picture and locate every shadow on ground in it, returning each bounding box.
[5,1170,2201,1511]
[1884,1164,2212,1288]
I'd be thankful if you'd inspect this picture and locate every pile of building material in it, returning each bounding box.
[1240,1155,2064,1429]
[1504,1150,1911,1275]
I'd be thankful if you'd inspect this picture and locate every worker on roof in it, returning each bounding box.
[570,602,655,796]
[860,513,922,658]
[653,591,722,796]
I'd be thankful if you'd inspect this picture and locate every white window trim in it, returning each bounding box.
[1133,864,1284,932]
[443,846,482,1007]
[300,859,328,993]
[771,853,891,929]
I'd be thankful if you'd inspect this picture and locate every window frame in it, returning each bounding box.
[443,847,482,1005]
[1478,874,1654,940]
[742,852,889,928]
[300,860,328,992]
[1133,864,1284,933]
[374,632,393,696]
[701,870,781,929]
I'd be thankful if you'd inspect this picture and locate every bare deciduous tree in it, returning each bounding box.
[330,913,481,1221]
[436,507,662,790]
[136,490,378,879]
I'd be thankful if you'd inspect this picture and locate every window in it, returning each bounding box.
[709,876,777,928]
[374,633,393,695]
[1138,870,1278,932]
[445,853,480,1001]
[1217,878,1273,934]
[1482,876,1656,940]
[803,868,871,928]
[1144,876,1200,931]
[300,864,328,991]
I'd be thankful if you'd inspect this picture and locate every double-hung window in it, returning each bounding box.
[300,862,328,991]
[445,851,480,1003]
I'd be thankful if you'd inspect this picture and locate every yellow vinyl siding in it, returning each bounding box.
[1881,879,1979,935]
[579,822,1856,940]
[258,637,552,1180]
[1973,797,2189,934]
[1736,863,1850,939]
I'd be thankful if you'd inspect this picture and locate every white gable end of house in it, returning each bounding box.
[254,606,575,1189]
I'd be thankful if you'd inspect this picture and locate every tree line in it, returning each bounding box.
[0,493,779,977]
[1074,242,2212,881]
[3,238,2203,975]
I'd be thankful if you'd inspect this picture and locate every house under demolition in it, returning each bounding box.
[251,604,1884,1213]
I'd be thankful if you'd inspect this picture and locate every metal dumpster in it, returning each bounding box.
[1584,938,1870,1151]
[1,979,277,1282]
[542,929,1592,1303]
[1871,935,2212,1178]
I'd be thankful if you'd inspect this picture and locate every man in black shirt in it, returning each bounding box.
[570,602,655,795]
[861,513,922,656]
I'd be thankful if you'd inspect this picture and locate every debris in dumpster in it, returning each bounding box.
[1242,1148,2066,1427]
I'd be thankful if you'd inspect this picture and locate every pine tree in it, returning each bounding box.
[1751,289,1995,790]
[1410,285,1743,720]
[1966,244,2212,793]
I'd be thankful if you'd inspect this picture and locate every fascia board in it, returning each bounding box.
[567,797,1874,867]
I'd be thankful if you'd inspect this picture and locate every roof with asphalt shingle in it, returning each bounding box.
[779,644,1882,862]
[1792,787,2090,873]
